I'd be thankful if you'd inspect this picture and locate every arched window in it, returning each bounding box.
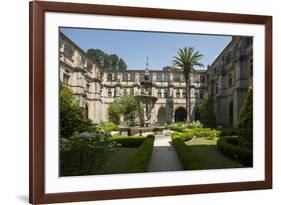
[200,76,205,83]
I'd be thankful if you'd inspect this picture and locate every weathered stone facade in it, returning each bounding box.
[59,32,252,127]
[207,36,253,127]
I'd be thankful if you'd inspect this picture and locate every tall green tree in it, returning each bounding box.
[108,94,140,126]
[172,47,204,123]
[238,87,253,147]
[118,58,127,70]
[199,95,216,128]
[87,49,127,70]
[60,85,93,137]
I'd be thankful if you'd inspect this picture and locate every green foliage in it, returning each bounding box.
[60,85,94,137]
[238,87,253,147]
[119,94,139,126]
[98,123,120,132]
[199,95,217,128]
[172,137,204,170]
[108,94,139,126]
[170,125,186,132]
[128,135,155,173]
[171,126,220,139]
[217,136,253,167]
[187,121,203,129]
[111,136,147,147]
[172,46,204,123]
[171,131,193,142]
[60,130,116,176]
[107,101,122,125]
[220,128,238,137]
[87,48,127,70]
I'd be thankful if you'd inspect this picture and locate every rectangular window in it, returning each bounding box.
[108,89,112,97]
[164,73,170,82]
[176,90,180,98]
[123,89,127,95]
[157,90,162,98]
[64,44,74,60]
[140,89,145,95]
[164,89,168,98]
[182,90,186,98]
[129,73,135,82]
[199,90,204,99]
[63,73,70,84]
[156,74,162,82]
[122,73,128,81]
[139,74,145,82]
[173,74,181,82]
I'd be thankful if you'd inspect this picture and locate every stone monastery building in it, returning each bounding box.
[59,32,253,127]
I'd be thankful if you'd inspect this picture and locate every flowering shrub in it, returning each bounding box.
[187,121,203,129]
[60,129,116,176]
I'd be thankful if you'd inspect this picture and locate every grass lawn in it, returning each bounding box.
[97,147,138,175]
[185,137,243,170]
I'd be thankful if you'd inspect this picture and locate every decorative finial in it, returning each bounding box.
[146,56,149,71]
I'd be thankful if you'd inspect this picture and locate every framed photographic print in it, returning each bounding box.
[29,1,272,204]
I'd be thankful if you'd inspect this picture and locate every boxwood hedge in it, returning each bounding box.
[217,136,253,166]
[111,136,147,147]
[128,134,155,173]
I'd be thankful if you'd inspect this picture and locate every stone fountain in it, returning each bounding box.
[119,58,160,136]
[135,68,158,127]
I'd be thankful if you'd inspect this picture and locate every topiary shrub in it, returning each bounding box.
[217,136,253,167]
[111,136,147,147]
[199,95,217,128]
[128,135,155,173]
[238,87,253,148]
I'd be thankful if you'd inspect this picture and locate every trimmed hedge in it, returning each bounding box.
[217,136,253,166]
[219,128,238,137]
[99,123,120,132]
[111,136,146,147]
[128,135,155,173]
[172,127,220,139]
[172,136,204,170]
[172,131,193,141]
[170,125,186,132]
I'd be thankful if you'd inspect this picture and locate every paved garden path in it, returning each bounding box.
[148,133,183,172]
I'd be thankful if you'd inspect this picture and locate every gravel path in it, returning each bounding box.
[148,133,183,172]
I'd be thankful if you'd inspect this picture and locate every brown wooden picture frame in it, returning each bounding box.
[29,1,272,204]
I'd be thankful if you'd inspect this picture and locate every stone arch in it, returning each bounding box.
[157,107,168,125]
[174,107,187,122]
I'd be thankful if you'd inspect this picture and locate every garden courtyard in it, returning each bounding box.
[59,84,253,176]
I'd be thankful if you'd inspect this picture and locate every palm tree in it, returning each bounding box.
[172,46,204,123]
